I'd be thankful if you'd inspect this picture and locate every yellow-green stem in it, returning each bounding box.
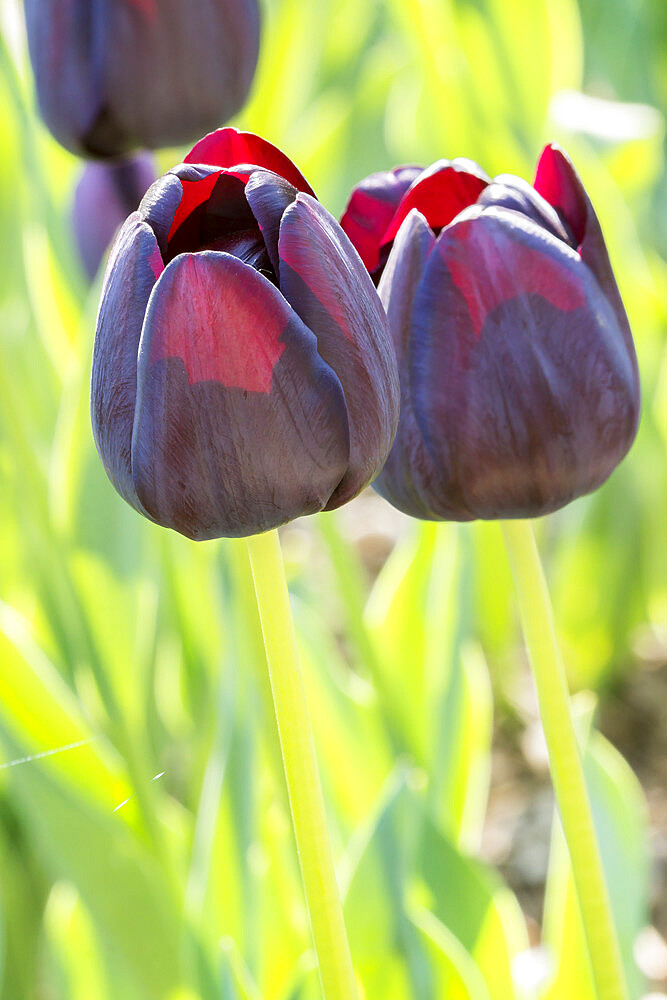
[246,529,358,1000]
[501,520,627,1000]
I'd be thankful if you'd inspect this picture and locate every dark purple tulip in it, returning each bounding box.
[340,165,423,284]
[73,153,156,278]
[341,144,640,520]
[25,0,260,159]
[91,128,399,540]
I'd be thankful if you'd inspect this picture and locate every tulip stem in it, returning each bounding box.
[501,520,628,1000]
[246,529,358,1000]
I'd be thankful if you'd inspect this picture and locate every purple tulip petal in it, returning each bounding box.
[408,207,639,518]
[534,144,636,357]
[91,213,164,515]
[245,169,299,275]
[139,173,186,256]
[477,175,575,247]
[378,210,436,363]
[131,252,350,539]
[107,3,260,156]
[278,193,399,507]
[127,0,157,18]
[25,1,260,158]
[373,211,451,519]
[24,0,105,156]
[434,205,587,337]
[340,165,423,275]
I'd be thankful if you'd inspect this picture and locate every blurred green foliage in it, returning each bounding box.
[0,0,664,997]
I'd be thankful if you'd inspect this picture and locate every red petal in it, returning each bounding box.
[132,252,350,539]
[146,251,286,393]
[340,166,422,273]
[381,159,489,245]
[185,127,314,195]
[167,165,250,244]
[533,143,586,245]
[533,143,638,383]
[126,0,157,19]
[440,209,586,337]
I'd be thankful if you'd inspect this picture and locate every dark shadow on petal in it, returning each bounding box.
[278,194,399,507]
[372,210,451,519]
[245,169,299,275]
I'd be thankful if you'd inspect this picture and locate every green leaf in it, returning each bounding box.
[541,731,649,999]
[0,807,50,1000]
[365,522,460,764]
[344,771,527,1000]
[4,748,184,999]
[0,602,129,813]
[429,640,493,852]
[417,813,528,999]
[410,906,492,1000]
[42,883,109,1000]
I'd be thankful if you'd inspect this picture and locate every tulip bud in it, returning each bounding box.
[340,165,422,283]
[91,128,399,540]
[342,144,640,520]
[24,0,260,159]
[73,153,156,278]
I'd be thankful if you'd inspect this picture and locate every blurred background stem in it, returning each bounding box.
[246,529,359,1000]
[501,519,628,1000]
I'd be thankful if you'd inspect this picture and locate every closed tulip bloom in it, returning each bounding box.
[340,165,423,284]
[91,128,399,540]
[341,144,640,520]
[25,0,260,158]
[73,153,156,278]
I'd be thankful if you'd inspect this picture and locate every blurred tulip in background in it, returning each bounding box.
[72,152,156,278]
[24,0,261,157]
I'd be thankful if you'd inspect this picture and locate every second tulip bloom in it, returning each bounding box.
[341,145,640,521]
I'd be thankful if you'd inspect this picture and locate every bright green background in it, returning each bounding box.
[0,0,665,997]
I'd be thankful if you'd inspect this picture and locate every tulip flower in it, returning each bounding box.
[341,144,640,520]
[91,128,399,540]
[24,0,260,158]
[340,165,423,284]
[73,153,156,278]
